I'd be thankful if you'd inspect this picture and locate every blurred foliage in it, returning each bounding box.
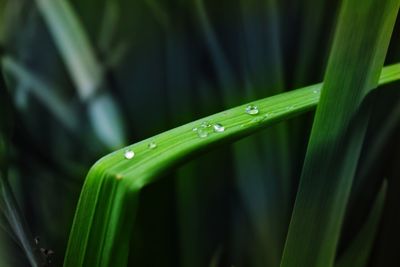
[0,0,398,266]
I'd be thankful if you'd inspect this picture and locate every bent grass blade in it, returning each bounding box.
[64,64,400,267]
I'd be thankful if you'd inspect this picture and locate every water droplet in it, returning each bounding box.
[192,127,198,132]
[200,121,211,128]
[148,142,157,149]
[115,174,123,180]
[313,89,320,94]
[245,104,259,115]
[124,149,135,159]
[197,128,209,138]
[213,123,225,132]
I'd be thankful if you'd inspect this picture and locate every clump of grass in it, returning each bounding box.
[0,0,399,266]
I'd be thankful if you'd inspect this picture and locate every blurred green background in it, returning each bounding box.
[0,0,399,266]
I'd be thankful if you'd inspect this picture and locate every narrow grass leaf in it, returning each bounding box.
[280,0,399,266]
[197,1,291,265]
[64,65,400,267]
[291,0,335,86]
[35,0,101,100]
[164,23,212,267]
[88,93,127,150]
[97,0,119,54]
[335,180,387,267]
[193,0,235,97]
[64,82,321,267]
[35,0,126,149]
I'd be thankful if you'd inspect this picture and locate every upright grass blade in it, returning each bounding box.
[63,65,400,267]
[35,0,101,100]
[290,0,336,86]
[35,0,126,150]
[372,143,400,266]
[238,0,289,256]
[280,0,399,266]
[163,15,212,267]
[192,0,235,97]
[97,0,119,55]
[335,180,387,267]
[194,1,290,265]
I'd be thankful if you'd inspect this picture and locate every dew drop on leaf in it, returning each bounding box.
[213,123,225,133]
[200,121,212,128]
[245,104,259,115]
[124,149,135,159]
[148,142,157,149]
[197,128,209,138]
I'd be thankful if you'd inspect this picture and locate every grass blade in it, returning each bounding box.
[335,180,387,267]
[35,0,127,150]
[194,1,291,265]
[280,0,399,266]
[371,143,400,266]
[35,0,101,100]
[97,0,119,54]
[64,63,400,267]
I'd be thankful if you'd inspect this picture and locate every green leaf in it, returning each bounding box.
[236,1,289,265]
[291,0,337,86]
[35,0,127,150]
[335,180,387,267]
[35,0,102,100]
[280,0,399,266]
[64,63,400,267]
[192,1,290,266]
